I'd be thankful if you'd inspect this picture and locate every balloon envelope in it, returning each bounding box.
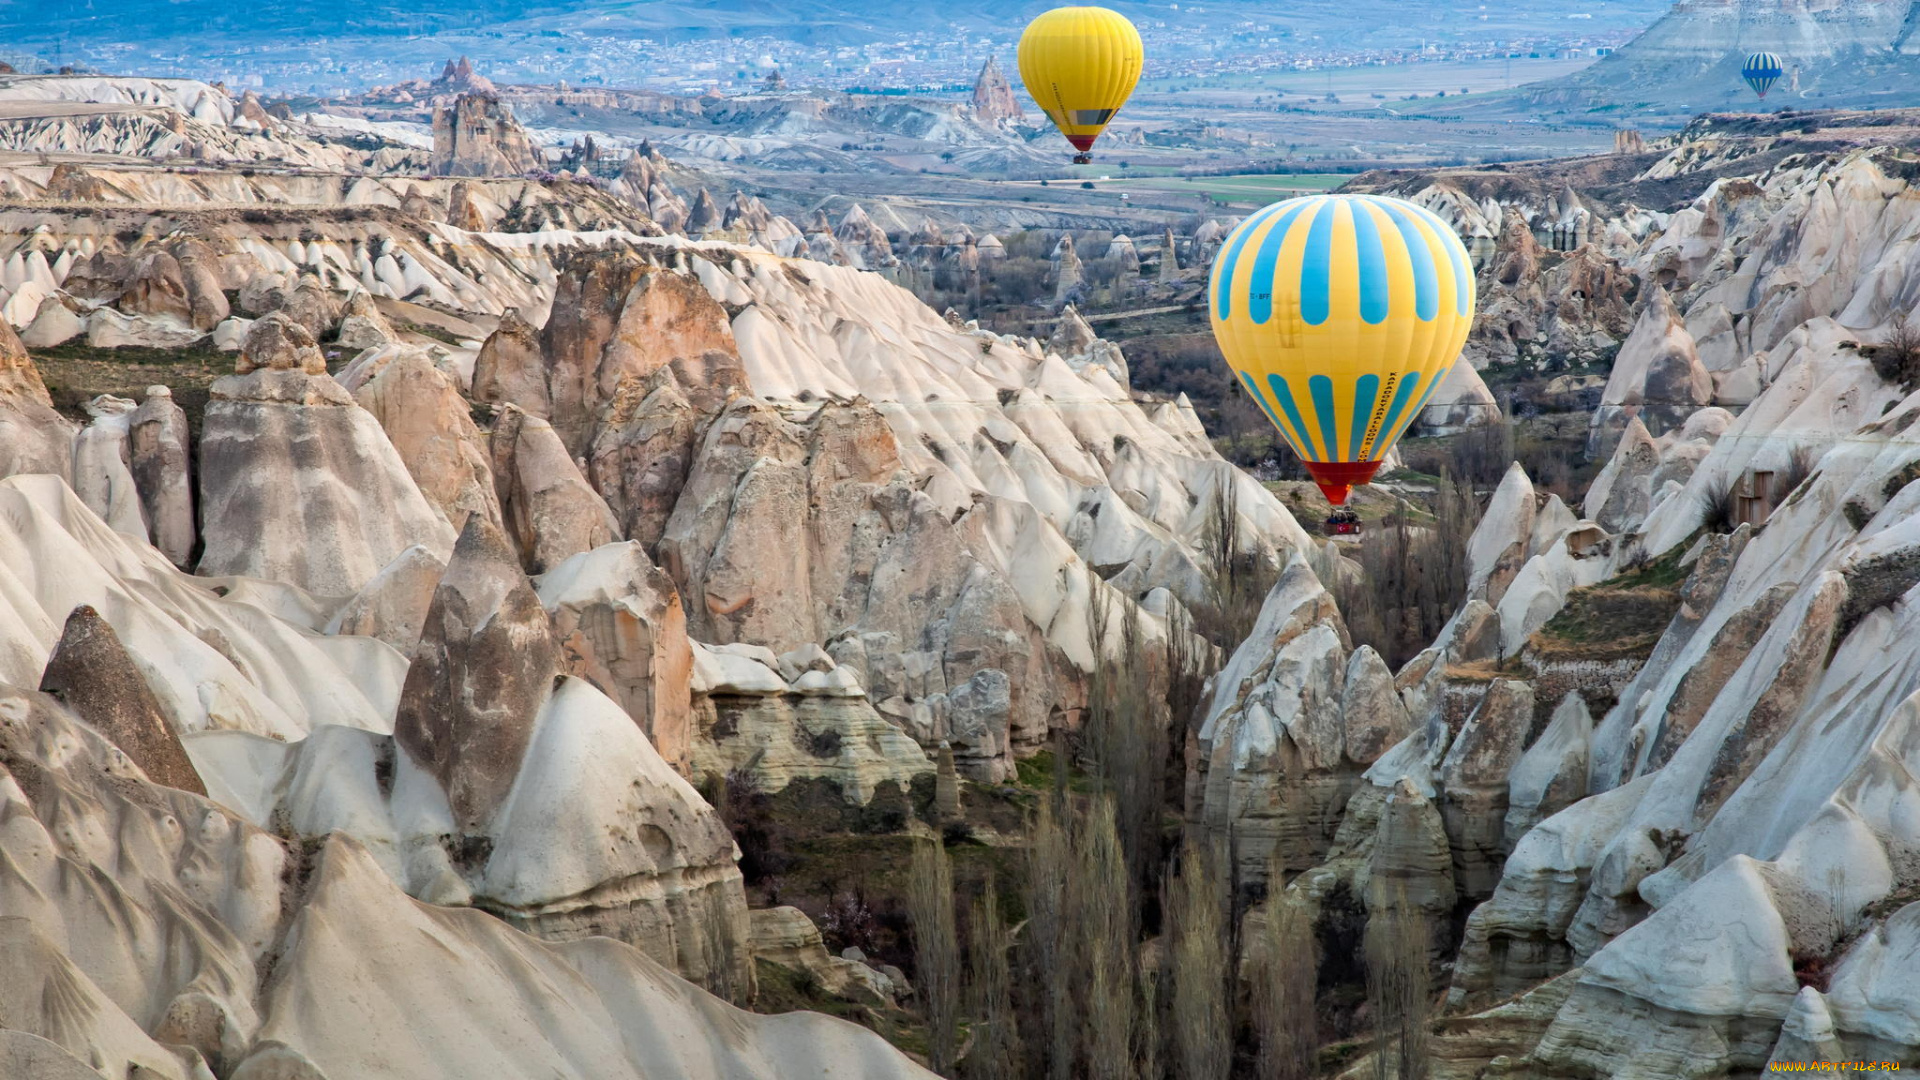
[1018,7,1143,155]
[1743,51,1784,98]
[1208,193,1477,505]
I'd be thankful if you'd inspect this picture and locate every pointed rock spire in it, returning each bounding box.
[39,605,205,795]
[394,513,560,835]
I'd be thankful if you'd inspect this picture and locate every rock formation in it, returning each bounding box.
[70,394,145,541]
[38,604,206,794]
[352,348,502,534]
[0,672,925,1079]
[197,314,455,596]
[432,56,498,97]
[971,56,1023,125]
[0,313,72,482]
[431,93,541,178]
[1588,284,1714,458]
[537,541,695,775]
[128,385,193,567]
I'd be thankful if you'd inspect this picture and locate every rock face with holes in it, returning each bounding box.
[687,640,933,803]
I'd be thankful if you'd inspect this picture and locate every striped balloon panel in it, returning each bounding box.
[1208,193,1475,465]
[1743,51,1783,97]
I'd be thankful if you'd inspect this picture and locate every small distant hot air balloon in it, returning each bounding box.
[1208,193,1476,509]
[1018,6,1143,164]
[1742,51,1784,99]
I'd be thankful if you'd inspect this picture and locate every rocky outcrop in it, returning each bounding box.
[352,348,502,534]
[970,56,1023,125]
[1504,692,1592,844]
[335,290,397,351]
[1415,360,1498,436]
[431,56,498,97]
[0,684,280,1079]
[197,314,455,596]
[69,394,145,541]
[537,541,695,775]
[1589,285,1713,458]
[0,672,926,1079]
[274,274,340,343]
[380,513,746,982]
[1439,679,1536,900]
[656,395,1061,780]
[542,252,746,457]
[0,313,72,482]
[750,907,899,1003]
[490,405,619,574]
[1194,555,1359,884]
[117,250,203,328]
[472,307,547,413]
[431,93,540,177]
[323,543,446,652]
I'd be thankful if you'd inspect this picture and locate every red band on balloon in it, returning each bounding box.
[1303,460,1382,506]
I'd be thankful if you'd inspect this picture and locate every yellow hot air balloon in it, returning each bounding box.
[1018,6,1143,164]
[1208,193,1477,507]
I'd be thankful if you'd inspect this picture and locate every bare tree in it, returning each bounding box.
[700,886,743,1004]
[1169,841,1231,1080]
[1075,797,1136,1080]
[1334,471,1478,669]
[1024,799,1073,1080]
[1086,584,1170,905]
[1196,476,1280,652]
[967,874,1021,1080]
[1255,878,1319,1080]
[911,838,962,1075]
[1364,883,1431,1080]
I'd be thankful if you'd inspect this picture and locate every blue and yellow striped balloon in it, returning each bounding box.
[1208,193,1475,505]
[1742,52,1784,99]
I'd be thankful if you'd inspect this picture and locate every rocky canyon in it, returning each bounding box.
[3,59,1920,1080]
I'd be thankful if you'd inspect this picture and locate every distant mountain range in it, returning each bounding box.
[6,0,1666,54]
[1522,0,1920,118]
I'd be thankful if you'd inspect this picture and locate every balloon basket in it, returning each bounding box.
[1072,153,1092,164]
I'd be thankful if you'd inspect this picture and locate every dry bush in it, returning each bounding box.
[1333,473,1478,669]
[910,838,962,1075]
[1869,321,1920,392]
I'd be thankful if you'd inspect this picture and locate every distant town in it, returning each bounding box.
[9,19,1643,101]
